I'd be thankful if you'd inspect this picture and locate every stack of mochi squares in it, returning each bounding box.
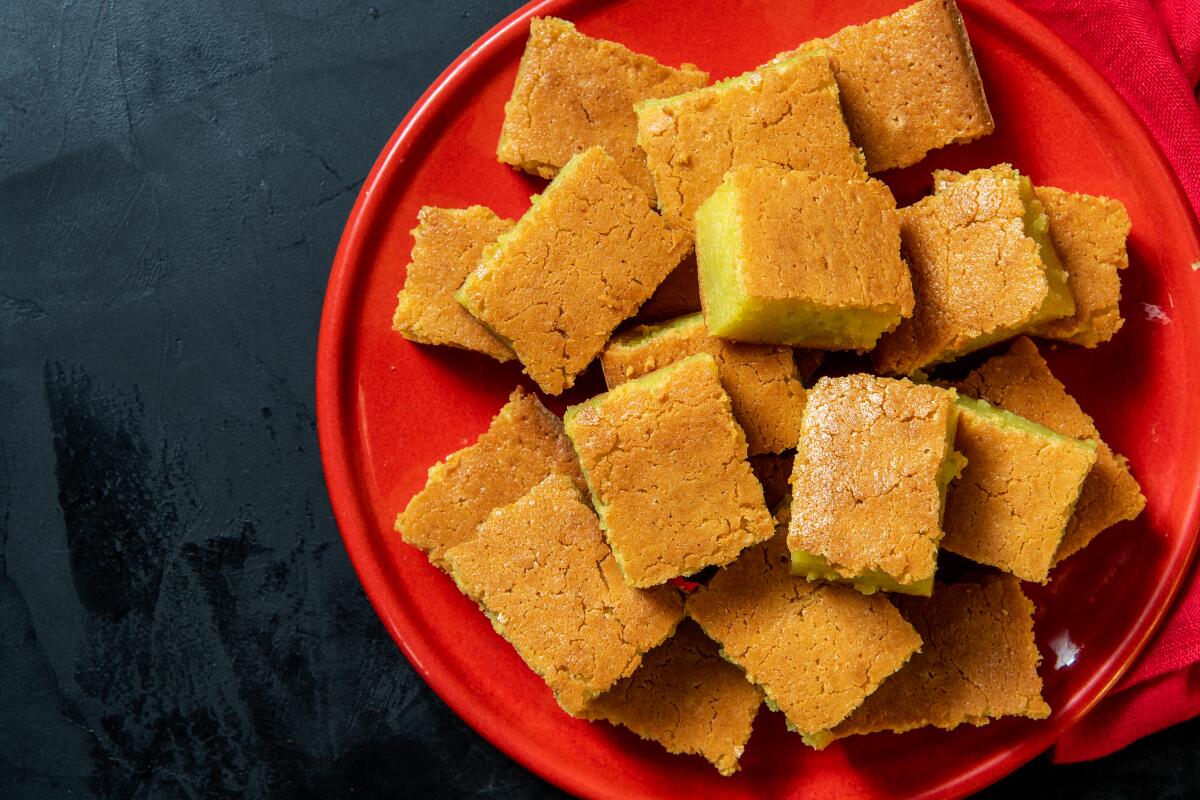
[390,0,1146,777]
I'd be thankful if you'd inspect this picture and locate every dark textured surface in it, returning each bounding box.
[0,1,1196,798]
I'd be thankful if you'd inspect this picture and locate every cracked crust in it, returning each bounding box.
[687,512,921,738]
[391,206,515,361]
[583,620,761,776]
[456,147,690,395]
[565,353,774,588]
[496,17,708,200]
[788,375,960,590]
[444,474,684,715]
[395,388,584,570]
[1032,186,1132,347]
[942,399,1096,583]
[635,51,866,233]
[831,575,1050,740]
[947,337,1145,564]
[873,164,1057,375]
[601,313,809,455]
[816,0,993,172]
[697,166,913,349]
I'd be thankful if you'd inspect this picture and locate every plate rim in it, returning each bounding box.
[315,1,1200,797]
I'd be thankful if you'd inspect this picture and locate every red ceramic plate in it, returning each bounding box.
[317,1,1200,797]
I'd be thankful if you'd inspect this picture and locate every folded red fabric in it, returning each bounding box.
[1011,0,1200,764]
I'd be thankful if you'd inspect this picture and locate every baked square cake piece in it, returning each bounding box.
[948,336,1145,564]
[824,574,1050,744]
[601,313,809,455]
[395,388,584,571]
[583,620,761,776]
[564,353,774,588]
[873,164,1074,375]
[687,509,921,743]
[444,474,684,715]
[496,17,708,200]
[392,206,514,361]
[788,374,963,596]
[773,0,993,172]
[942,396,1097,583]
[694,165,913,350]
[456,146,690,394]
[635,49,866,233]
[1032,186,1133,347]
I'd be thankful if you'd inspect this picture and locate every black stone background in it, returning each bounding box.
[1,1,1197,797]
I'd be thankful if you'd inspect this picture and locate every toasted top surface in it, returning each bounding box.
[833,575,1049,737]
[947,337,1145,562]
[788,374,957,584]
[872,164,1052,375]
[943,398,1097,583]
[823,0,993,172]
[727,166,913,313]
[687,520,921,736]
[444,474,683,715]
[458,146,689,395]
[396,388,584,570]
[601,312,807,455]
[636,52,866,232]
[565,353,774,587]
[497,17,708,198]
[392,206,515,361]
[584,620,761,776]
[1033,186,1131,347]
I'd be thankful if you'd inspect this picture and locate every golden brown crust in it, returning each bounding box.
[823,0,993,172]
[601,314,807,455]
[948,337,1145,563]
[395,388,584,570]
[444,474,684,715]
[687,520,921,737]
[584,621,761,776]
[942,402,1096,583]
[565,353,774,587]
[1032,186,1131,347]
[636,53,866,232]
[392,206,515,361]
[631,256,702,324]
[872,164,1052,375]
[788,375,958,587]
[731,166,913,316]
[457,147,690,395]
[832,575,1050,739]
[497,17,708,199]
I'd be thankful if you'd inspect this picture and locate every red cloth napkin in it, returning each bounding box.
[1012,0,1200,763]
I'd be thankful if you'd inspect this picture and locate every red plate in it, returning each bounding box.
[317,1,1200,797]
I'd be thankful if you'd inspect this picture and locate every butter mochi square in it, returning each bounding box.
[695,165,913,350]
[584,621,762,776]
[392,206,515,361]
[1032,186,1132,347]
[873,164,1074,375]
[788,375,963,596]
[395,388,584,571]
[635,50,866,233]
[687,511,921,743]
[497,17,708,199]
[949,337,1144,563]
[457,146,690,394]
[774,0,993,172]
[601,313,809,455]
[444,474,684,715]
[942,397,1097,583]
[565,353,774,588]
[826,575,1049,743]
